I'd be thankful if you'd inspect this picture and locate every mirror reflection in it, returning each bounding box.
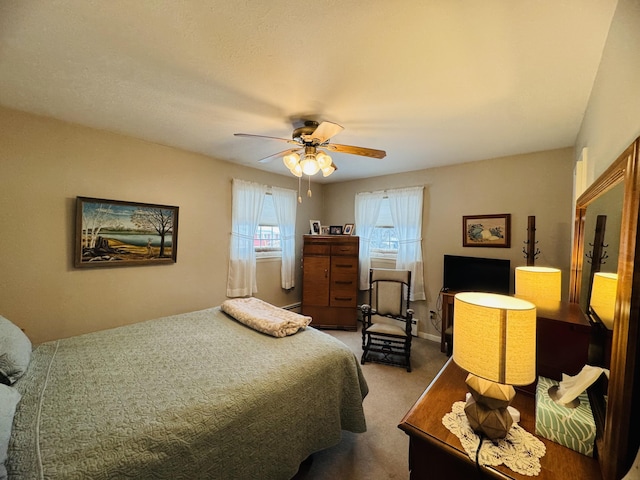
[569,137,640,480]
[579,181,623,313]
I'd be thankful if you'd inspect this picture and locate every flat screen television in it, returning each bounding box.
[443,254,511,294]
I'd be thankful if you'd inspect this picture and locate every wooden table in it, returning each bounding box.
[398,360,602,480]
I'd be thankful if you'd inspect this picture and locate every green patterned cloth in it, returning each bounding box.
[7,307,368,479]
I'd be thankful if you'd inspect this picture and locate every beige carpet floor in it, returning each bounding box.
[293,327,448,480]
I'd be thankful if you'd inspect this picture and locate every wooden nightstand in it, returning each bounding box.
[399,359,602,480]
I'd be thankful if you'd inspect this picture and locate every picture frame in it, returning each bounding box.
[343,223,354,235]
[462,213,511,248]
[329,225,343,235]
[321,225,330,235]
[75,196,179,268]
[310,220,321,235]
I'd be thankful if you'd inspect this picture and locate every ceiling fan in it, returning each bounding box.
[234,120,386,178]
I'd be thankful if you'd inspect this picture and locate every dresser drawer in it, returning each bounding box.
[331,243,358,256]
[304,243,330,255]
[331,274,357,291]
[331,256,357,273]
[330,290,357,307]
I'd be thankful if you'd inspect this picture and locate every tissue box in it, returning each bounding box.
[535,376,596,456]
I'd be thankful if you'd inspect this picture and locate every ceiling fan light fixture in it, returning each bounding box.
[300,155,320,176]
[290,162,303,177]
[283,152,300,170]
[321,162,336,177]
[235,120,387,197]
[316,150,332,169]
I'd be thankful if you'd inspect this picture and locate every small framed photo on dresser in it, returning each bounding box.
[329,225,343,235]
[343,224,354,235]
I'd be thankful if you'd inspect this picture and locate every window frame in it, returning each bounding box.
[255,192,282,259]
[369,198,399,259]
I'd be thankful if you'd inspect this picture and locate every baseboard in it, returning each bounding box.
[419,332,440,343]
[282,302,302,313]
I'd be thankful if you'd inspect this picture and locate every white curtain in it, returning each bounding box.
[226,179,267,297]
[388,186,426,301]
[355,191,384,289]
[271,186,297,290]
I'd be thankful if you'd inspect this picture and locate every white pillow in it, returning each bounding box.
[0,316,32,385]
[0,384,21,480]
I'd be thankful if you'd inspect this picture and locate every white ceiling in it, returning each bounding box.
[0,1,618,183]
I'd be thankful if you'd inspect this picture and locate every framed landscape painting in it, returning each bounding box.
[463,213,511,248]
[75,196,179,268]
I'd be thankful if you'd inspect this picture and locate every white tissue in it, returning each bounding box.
[555,365,609,405]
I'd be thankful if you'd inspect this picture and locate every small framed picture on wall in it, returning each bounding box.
[462,213,511,248]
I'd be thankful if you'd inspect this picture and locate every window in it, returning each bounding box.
[255,193,281,256]
[370,198,398,257]
[355,186,425,300]
[227,180,297,297]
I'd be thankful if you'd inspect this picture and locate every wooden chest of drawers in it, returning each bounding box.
[301,235,359,329]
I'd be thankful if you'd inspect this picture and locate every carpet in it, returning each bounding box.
[293,327,448,480]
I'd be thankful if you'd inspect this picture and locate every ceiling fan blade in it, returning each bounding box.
[258,147,302,163]
[234,133,298,145]
[326,143,386,159]
[310,121,344,144]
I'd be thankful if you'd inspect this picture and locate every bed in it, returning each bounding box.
[2,303,368,479]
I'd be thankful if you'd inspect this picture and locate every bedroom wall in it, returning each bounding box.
[324,149,575,341]
[576,0,640,182]
[6,0,635,347]
[0,107,323,344]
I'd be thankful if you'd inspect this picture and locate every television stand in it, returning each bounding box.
[440,291,457,354]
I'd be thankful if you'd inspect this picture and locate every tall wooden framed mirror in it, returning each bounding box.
[569,137,640,480]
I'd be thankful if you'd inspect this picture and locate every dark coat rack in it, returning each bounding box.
[522,216,540,266]
[585,214,609,306]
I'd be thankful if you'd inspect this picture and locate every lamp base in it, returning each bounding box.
[464,374,516,440]
[464,396,513,440]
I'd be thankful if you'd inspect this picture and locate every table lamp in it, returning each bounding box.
[453,292,536,440]
[515,266,562,302]
[590,272,618,330]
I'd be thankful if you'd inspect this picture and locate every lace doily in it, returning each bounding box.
[442,401,547,476]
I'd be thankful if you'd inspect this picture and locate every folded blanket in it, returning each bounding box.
[221,298,312,337]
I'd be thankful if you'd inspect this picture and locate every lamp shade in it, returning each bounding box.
[515,266,562,302]
[300,155,320,175]
[289,162,303,177]
[283,152,300,170]
[321,162,336,177]
[590,272,618,330]
[316,150,332,169]
[453,292,536,386]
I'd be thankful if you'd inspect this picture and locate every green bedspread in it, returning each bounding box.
[7,307,368,479]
